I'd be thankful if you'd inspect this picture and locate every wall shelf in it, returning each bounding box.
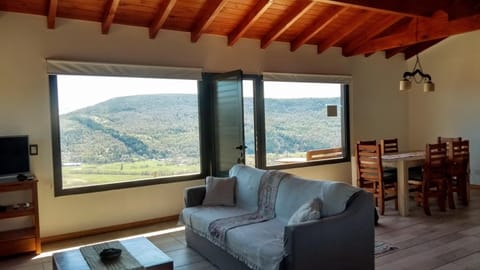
[0,180,41,256]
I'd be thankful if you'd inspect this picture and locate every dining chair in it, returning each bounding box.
[438,136,462,143]
[356,142,397,215]
[380,138,399,154]
[408,142,448,216]
[447,140,470,207]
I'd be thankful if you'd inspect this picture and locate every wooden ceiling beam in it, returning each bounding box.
[317,10,374,54]
[261,0,316,49]
[290,6,347,52]
[315,0,480,19]
[342,14,404,56]
[385,46,407,59]
[102,0,120,34]
[149,0,177,39]
[47,0,57,29]
[348,11,456,56]
[403,38,446,59]
[312,0,443,17]
[191,0,229,42]
[228,0,273,46]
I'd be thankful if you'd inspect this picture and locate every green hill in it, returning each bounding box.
[60,94,341,164]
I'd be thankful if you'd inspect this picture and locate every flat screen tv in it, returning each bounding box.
[0,135,30,177]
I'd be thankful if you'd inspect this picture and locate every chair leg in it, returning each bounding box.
[447,178,455,209]
[423,196,431,216]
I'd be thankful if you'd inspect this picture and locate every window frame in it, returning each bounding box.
[49,75,207,196]
[49,65,351,196]
[258,82,351,170]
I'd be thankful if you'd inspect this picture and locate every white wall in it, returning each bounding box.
[407,30,480,184]
[0,12,407,237]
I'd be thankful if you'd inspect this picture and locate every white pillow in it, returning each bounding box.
[287,197,323,225]
[202,176,236,206]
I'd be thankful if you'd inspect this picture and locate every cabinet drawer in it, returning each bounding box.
[0,237,36,256]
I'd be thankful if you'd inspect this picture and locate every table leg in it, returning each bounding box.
[396,161,409,216]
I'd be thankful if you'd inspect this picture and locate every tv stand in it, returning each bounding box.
[0,179,41,256]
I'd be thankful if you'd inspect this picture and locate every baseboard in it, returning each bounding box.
[41,215,179,244]
[471,184,480,190]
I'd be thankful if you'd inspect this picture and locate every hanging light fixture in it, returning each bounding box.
[399,54,435,92]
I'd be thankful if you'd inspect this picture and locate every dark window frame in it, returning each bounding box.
[49,73,351,196]
[49,75,207,196]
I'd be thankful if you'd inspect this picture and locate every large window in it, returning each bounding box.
[51,75,201,194]
[263,81,348,167]
[49,64,350,195]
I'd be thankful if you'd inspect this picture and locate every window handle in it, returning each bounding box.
[235,145,247,150]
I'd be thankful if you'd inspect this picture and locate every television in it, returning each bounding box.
[0,135,30,177]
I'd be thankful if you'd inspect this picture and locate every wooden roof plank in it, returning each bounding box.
[348,12,458,56]
[47,0,57,29]
[317,9,374,54]
[228,0,273,46]
[290,6,347,52]
[261,0,316,49]
[191,0,229,42]
[149,0,177,39]
[342,14,404,56]
[102,0,120,34]
[312,0,444,17]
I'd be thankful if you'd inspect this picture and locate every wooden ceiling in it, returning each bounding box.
[2,0,480,59]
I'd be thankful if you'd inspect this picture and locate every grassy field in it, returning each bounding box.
[62,159,200,188]
[62,152,312,188]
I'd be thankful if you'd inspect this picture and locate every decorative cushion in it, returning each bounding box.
[287,197,322,225]
[202,176,236,206]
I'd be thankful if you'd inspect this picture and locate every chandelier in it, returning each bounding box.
[399,54,434,92]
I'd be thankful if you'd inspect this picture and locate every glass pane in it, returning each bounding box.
[243,80,255,167]
[56,75,200,188]
[263,81,343,166]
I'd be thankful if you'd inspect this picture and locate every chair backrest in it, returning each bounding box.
[448,140,470,174]
[357,140,376,145]
[423,142,448,180]
[437,136,461,143]
[356,143,383,187]
[381,138,398,154]
[306,147,343,161]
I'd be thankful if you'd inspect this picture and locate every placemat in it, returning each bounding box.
[80,241,144,270]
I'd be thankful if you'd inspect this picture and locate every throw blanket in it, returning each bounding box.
[208,170,286,247]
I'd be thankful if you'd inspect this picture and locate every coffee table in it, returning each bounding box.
[52,237,173,270]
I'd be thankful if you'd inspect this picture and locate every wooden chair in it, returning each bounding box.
[408,143,448,216]
[438,136,462,143]
[447,140,470,207]
[380,138,399,154]
[356,143,397,215]
[306,147,343,161]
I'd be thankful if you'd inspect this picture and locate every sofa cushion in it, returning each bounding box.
[275,175,360,224]
[229,164,266,212]
[182,206,252,237]
[287,197,322,225]
[202,176,236,206]
[225,218,285,270]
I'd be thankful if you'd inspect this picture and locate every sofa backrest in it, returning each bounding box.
[229,164,266,212]
[229,164,361,224]
[274,175,361,224]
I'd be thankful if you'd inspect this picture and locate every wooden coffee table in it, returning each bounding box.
[52,237,173,270]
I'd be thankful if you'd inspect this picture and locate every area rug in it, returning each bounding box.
[375,241,397,256]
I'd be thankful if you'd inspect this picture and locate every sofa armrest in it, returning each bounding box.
[283,191,374,270]
[184,185,206,207]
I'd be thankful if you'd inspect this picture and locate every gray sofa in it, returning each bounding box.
[181,165,374,270]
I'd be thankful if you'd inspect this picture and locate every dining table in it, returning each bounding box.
[351,150,425,217]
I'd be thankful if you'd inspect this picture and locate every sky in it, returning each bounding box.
[57,75,341,115]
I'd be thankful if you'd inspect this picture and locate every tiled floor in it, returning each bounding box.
[0,221,217,270]
[1,189,479,270]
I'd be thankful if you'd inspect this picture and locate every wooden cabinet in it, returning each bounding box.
[0,179,41,256]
